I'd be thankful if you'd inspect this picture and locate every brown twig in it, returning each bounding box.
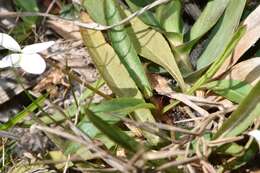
[156,156,201,171]
[0,0,169,31]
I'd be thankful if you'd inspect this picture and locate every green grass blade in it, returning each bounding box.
[189,0,229,41]
[196,0,246,69]
[214,80,260,139]
[163,26,246,113]
[105,0,152,98]
[202,80,252,104]
[188,26,246,94]
[89,97,155,114]
[0,95,46,130]
[174,0,229,55]
[86,109,141,152]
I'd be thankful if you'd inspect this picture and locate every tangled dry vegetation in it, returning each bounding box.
[0,0,260,173]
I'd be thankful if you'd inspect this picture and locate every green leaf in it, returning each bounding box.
[202,80,252,103]
[156,0,182,33]
[127,0,154,7]
[86,109,141,152]
[175,0,230,55]
[214,80,260,139]
[14,0,39,24]
[125,0,159,27]
[105,0,152,98]
[82,0,106,24]
[189,0,229,41]
[163,26,246,113]
[188,26,246,95]
[89,97,155,114]
[60,3,81,19]
[196,0,246,69]
[131,16,187,92]
[80,13,159,145]
[0,95,46,130]
[75,98,155,145]
[13,0,39,42]
[24,79,105,125]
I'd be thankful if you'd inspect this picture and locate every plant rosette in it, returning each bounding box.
[0,33,54,74]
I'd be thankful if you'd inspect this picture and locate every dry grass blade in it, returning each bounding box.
[215,5,260,77]
[163,92,209,117]
[32,124,134,173]
[156,156,201,171]
[222,57,260,86]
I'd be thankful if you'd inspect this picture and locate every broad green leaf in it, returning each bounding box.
[188,26,246,95]
[86,109,141,152]
[214,80,260,139]
[156,0,182,33]
[80,13,159,145]
[175,0,229,55]
[14,0,39,24]
[202,80,252,103]
[163,26,246,113]
[189,0,229,41]
[0,95,46,130]
[82,0,106,24]
[125,0,159,27]
[105,0,152,98]
[197,0,246,69]
[131,16,187,92]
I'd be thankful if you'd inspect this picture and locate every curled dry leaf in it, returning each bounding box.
[222,57,260,86]
[215,5,260,77]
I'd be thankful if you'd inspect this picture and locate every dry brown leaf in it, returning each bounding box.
[148,73,173,94]
[214,5,260,77]
[47,20,81,40]
[222,57,260,86]
[33,68,69,98]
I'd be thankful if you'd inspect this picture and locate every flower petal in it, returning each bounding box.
[22,41,55,54]
[248,130,260,141]
[0,33,21,52]
[0,54,21,68]
[19,53,46,74]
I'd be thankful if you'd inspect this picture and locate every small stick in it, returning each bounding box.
[0,0,170,31]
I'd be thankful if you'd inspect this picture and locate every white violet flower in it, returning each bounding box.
[0,33,54,74]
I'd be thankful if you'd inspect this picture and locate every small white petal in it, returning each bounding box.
[0,54,21,68]
[0,33,21,52]
[22,41,55,54]
[248,130,260,141]
[19,53,46,74]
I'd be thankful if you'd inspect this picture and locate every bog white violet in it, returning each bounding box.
[0,33,54,74]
